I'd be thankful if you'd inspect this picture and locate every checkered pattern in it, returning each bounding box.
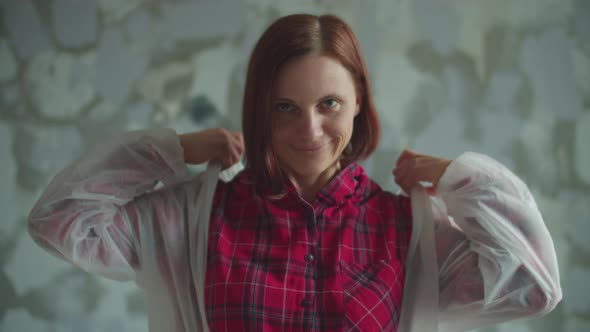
[205,163,413,331]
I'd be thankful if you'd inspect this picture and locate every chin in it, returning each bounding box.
[284,157,336,176]
[293,165,328,176]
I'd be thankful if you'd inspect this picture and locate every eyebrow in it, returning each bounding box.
[273,94,345,104]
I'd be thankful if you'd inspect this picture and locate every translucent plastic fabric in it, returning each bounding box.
[27,128,561,332]
[399,153,562,332]
[27,128,236,332]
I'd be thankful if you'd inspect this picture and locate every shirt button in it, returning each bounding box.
[304,253,315,263]
[301,298,312,308]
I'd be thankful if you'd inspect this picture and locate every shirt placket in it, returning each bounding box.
[300,200,319,329]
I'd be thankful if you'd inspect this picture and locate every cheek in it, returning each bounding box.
[271,115,290,135]
[270,128,289,153]
[331,117,355,142]
[271,126,285,141]
[271,112,293,130]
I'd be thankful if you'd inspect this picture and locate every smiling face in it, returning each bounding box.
[271,54,360,180]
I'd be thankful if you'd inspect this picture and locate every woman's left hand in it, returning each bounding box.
[393,149,453,195]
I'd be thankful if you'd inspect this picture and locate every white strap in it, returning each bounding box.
[190,162,221,332]
[398,186,440,331]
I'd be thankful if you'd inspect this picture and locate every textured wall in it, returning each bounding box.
[0,0,589,331]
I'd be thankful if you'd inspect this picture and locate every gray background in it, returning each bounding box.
[0,0,589,331]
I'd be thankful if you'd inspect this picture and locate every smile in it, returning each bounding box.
[292,142,330,152]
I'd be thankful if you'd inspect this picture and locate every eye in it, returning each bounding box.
[321,98,340,109]
[275,102,294,113]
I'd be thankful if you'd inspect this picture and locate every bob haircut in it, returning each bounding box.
[242,14,380,192]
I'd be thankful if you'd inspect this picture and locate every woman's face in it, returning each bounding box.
[271,54,360,179]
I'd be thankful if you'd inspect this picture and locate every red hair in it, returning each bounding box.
[242,14,380,191]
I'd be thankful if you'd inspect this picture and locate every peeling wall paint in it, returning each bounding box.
[0,0,588,331]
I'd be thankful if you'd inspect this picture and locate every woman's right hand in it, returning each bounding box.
[179,128,244,169]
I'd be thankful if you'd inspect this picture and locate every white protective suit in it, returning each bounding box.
[27,128,562,331]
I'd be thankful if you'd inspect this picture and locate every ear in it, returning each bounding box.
[354,97,360,116]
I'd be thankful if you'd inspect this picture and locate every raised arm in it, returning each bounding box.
[27,128,191,281]
[433,152,562,330]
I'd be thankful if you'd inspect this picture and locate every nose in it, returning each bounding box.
[296,109,322,139]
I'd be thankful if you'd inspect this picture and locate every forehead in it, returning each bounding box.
[273,55,356,100]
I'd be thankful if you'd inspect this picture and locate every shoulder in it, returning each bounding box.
[382,190,413,222]
[212,168,255,206]
[355,168,413,224]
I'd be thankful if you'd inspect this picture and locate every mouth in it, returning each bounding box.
[291,141,330,152]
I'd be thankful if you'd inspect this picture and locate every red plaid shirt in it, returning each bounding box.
[205,162,413,331]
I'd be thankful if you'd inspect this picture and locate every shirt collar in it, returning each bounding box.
[235,162,370,208]
[314,162,368,206]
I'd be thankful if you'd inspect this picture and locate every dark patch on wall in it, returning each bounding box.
[185,94,217,123]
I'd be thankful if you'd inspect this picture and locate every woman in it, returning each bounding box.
[27,14,561,332]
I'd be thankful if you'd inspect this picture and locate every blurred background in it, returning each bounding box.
[0,0,589,331]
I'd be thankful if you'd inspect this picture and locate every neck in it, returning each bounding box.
[286,162,341,203]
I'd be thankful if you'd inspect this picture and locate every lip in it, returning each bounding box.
[291,142,330,152]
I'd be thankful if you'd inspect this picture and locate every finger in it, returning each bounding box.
[397,161,420,193]
[230,147,242,164]
[426,186,437,195]
[408,157,434,183]
[396,149,410,166]
[393,158,411,181]
[236,137,245,157]
[392,165,402,179]
[221,133,240,162]
[231,131,244,146]
[232,135,245,158]
[396,176,411,195]
[400,148,418,159]
[231,132,245,153]
[393,165,410,193]
[231,136,244,158]
[233,131,244,143]
[403,169,418,192]
[221,155,233,170]
[415,156,450,184]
